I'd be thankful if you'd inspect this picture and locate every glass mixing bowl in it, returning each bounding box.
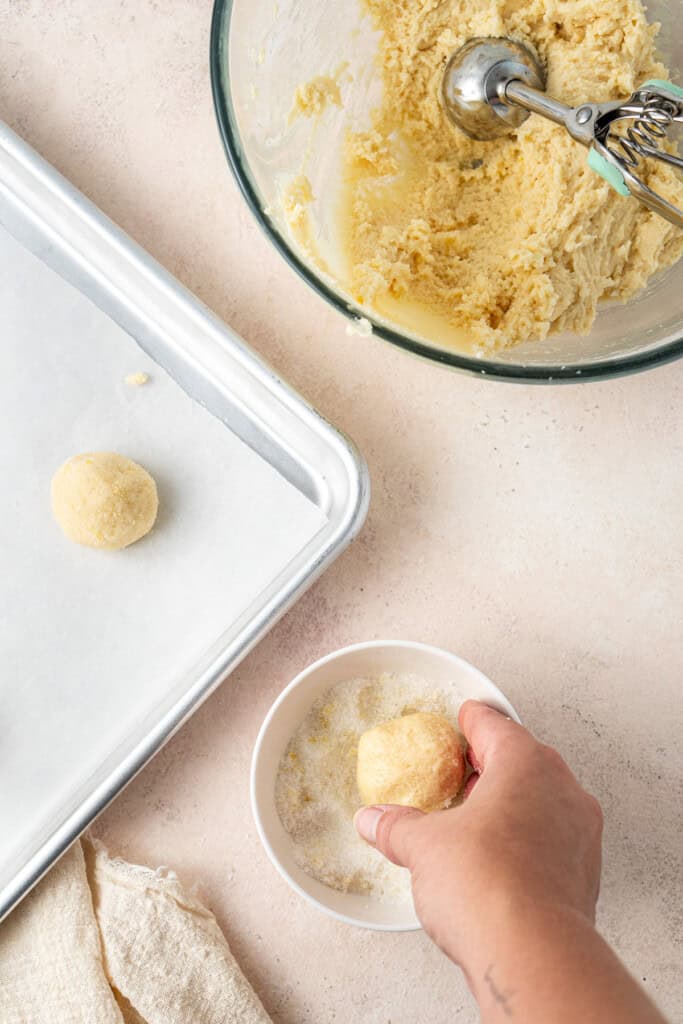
[210,0,683,382]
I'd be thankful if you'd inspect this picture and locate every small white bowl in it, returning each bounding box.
[251,640,520,931]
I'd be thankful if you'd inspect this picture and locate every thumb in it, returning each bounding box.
[354,805,424,867]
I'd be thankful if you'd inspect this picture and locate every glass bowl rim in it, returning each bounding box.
[209,0,683,383]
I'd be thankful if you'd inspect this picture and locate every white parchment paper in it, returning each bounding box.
[0,226,326,871]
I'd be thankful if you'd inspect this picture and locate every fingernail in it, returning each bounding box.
[354,806,385,844]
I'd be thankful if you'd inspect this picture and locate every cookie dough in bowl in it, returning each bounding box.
[212,0,683,379]
[343,0,683,354]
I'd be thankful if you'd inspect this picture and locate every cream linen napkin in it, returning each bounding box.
[0,838,272,1024]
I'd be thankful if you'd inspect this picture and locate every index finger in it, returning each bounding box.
[458,700,530,769]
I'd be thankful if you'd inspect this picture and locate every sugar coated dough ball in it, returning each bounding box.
[357,711,465,813]
[51,452,158,550]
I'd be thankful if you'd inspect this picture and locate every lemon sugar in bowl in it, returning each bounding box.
[250,641,519,931]
[211,0,683,382]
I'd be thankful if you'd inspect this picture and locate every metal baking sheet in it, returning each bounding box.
[0,122,369,920]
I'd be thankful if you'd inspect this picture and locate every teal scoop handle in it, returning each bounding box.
[492,65,683,227]
[587,79,683,227]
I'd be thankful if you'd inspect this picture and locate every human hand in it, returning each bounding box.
[354,701,603,976]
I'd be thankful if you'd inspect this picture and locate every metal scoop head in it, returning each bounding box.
[441,37,545,140]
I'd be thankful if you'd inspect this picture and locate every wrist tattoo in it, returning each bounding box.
[483,964,515,1017]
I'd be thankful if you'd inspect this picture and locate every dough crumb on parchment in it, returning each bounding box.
[125,372,150,387]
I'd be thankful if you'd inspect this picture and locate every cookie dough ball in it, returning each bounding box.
[51,452,158,550]
[357,712,465,813]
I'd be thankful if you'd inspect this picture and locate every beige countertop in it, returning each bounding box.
[2,2,682,1021]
